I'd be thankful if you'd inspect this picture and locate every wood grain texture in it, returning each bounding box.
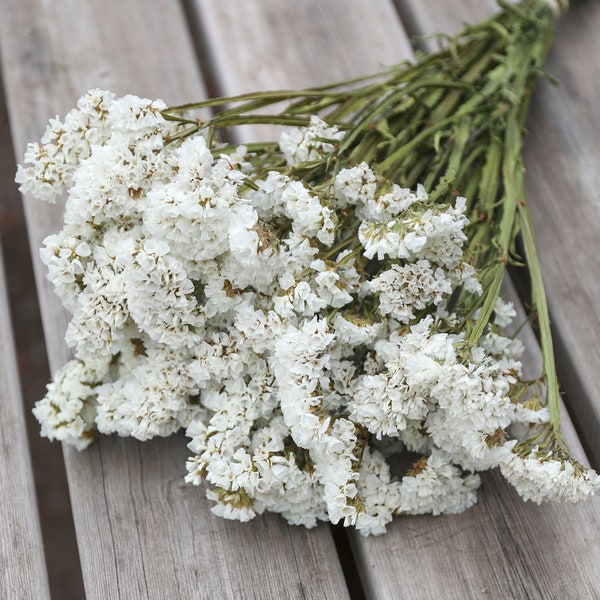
[195,0,412,92]
[395,0,498,40]
[0,252,50,598]
[0,0,349,598]
[193,0,413,143]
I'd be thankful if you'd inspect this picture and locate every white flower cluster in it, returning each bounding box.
[501,447,600,504]
[19,91,599,535]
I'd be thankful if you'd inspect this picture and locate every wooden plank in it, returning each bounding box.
[193,0,413,142]
[0,250,50,598]
[348,2,600,598]
[192,1,600,597]
[0,1,349,598]
[195,0,412,93]
[396,0,497,39]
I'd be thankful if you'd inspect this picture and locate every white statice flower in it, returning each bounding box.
[64,270,128,360]
[398,420,432,454]
[278,230,320,275]
[273,280,328,318]
[210,152,249,189]
[350,371,429,440]
[204,446,259,495]
[233,303,283,354]
[501,449,600,503]
[201,268,246,317]
[512,404,550,426]
[479,329,524,361]
[448,261,483,296]
[424,351,519,471]
[221,205,286,292]
[412,198,469,268]
[324,358,356,410]
[272,317,336,449]
[16,141,71,203]
[188,331,247,390]
[205,488,257,523]
[270,318,369,526]
[358,196,468,267]
[244,171,291,219]
[493,297,518,328]
[331,312,384,347]
[333,163,378,209]
[175,133,214,181]
[356,181,426,224]
[422,333,521,471]
[185,378,272,505]
[272,316,335,385]
[105,93,167,135]
[144,137,243,271]
[278,180,336,245]
[190,413,327,528]
[279,115,344,165]
[95,343,200,440]
[116,237,205,350]
[353,447,403,536]
[255,463,326,528]
[369,260,453,322]
[144,177,232,268]
[75,88,115,128]
[39,229,96,312]
[350,314,521,471]
[349,317,450,439]
[64,133,173,232]
[15,89,117,202]
[398,450,481,515]
[310,260,354,308]
[358,220,405,261]
[32,359,109,450]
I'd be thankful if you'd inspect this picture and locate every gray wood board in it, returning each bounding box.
[192,0,600,598]
[0,251,50,598]
[0,0,349,597]
[349,2,600,598]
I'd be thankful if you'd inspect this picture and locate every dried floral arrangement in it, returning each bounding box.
[17,0,598,535]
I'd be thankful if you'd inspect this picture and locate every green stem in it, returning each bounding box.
[518,201,562,434]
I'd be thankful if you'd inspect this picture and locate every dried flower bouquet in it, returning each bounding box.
[17,0,598,535]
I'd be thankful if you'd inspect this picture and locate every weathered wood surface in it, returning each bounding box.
[0,0,348,598]
[192,0,600,597]
[1,0,600,598]
[0,251,50,599]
